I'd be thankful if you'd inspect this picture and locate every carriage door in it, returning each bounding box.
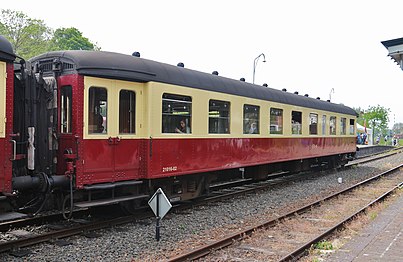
[84,79,142,184]
[114,84,142,181]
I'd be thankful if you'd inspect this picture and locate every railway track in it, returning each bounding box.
[166,163,403,261]
[0,148,400,257]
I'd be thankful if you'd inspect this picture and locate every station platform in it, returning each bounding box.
[326,193,403,261]
[355,145,394,158]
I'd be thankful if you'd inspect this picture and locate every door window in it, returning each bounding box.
[88,87,107,134]
[61,86,72,133]
[119,90,135,134]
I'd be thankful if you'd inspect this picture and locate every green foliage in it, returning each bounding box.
[0,9,100,59]
[0,9,52,59]
[314,240,333,250]
[369,211,378,220]
[51,27,100,51]
[393,122,403,135]
[355,105,390,136]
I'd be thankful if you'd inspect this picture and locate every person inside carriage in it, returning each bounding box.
[175,119,190,133]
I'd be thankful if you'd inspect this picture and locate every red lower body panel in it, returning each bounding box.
[77,138,144,187]
[0,138,5,191]
[147,137,356,179]
[76,137,356,186]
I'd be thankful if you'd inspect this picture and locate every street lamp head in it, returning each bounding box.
[253,52,267,84]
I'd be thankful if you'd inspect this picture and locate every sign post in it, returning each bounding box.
[148,188,172,241]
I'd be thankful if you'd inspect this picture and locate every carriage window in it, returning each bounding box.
[291,111,302,135]
[341,117,347,135]
[350,119,355,135]
[88,87,107,134]
[330,116,336,135]
[119,90,135,134]
[309,113,318,135]
[209,100,230,134]
[270,108,283,134]
[162,93,192,134]
[322,115,327,135]
[61,86,72,133]
[243,104,260,134]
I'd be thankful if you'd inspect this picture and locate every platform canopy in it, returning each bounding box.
[382,37,403,70]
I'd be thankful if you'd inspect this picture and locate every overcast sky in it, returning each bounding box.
[3,1,403,127]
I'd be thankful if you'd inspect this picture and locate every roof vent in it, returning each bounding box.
[282,88,287,92]
[294,91,299,95]
[316,97,321,100]
[263,83,268,87]
[132,52,140,57]
[327,99,331,102]
[177,62,184,67]
[240,78,245,82]
[212,71,219,75]
[304,94,309,97]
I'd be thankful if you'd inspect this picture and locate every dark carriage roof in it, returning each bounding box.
[0,36,16,62]
[31,50,356,116]
[381,37,403,48]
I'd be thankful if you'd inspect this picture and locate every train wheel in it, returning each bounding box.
[120,200,142,215]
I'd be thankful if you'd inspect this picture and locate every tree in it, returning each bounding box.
[0,9,100,59]
[361,105,390,136]
[392,122,403,135]
[0,9,52,58]
[51,27,100,51]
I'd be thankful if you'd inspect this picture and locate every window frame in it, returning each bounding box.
[309,113,318,135]
[291,110,302,135]
[329,116,337,135]
[88,86,108,135]
[322,115,327,135]
[119,89,136,134]
[349,119,355,135]
[60,85,72,134]
[162,93,192,134]
[270,107,283,135]
[243,104,260,134]
[209,99,230,134]
[340,117,347,135]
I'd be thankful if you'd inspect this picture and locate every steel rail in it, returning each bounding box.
[0,147,394,232]
[346,149,400,167]
[0,215,140,253]
[167,164,403,262]
[0,209,90,232]
[278,181,403,262]
[0,150,399,256]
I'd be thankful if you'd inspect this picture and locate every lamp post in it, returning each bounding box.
[253,53,266,84]
[329,88,335,101]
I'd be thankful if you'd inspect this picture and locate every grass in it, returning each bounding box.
[313,240,333,250]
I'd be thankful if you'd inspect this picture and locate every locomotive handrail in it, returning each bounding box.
[9,140,16,161]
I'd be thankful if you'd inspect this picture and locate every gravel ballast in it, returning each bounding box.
[1,152,402,262]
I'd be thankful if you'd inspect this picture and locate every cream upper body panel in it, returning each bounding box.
[83,77,356,140]
[147,82,356,139]
[83,76,145,139]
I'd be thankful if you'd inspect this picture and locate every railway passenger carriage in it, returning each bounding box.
[0,35,357,215]
[0,36,15,196]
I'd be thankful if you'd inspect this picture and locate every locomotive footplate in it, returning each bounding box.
[74,194,149,208]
